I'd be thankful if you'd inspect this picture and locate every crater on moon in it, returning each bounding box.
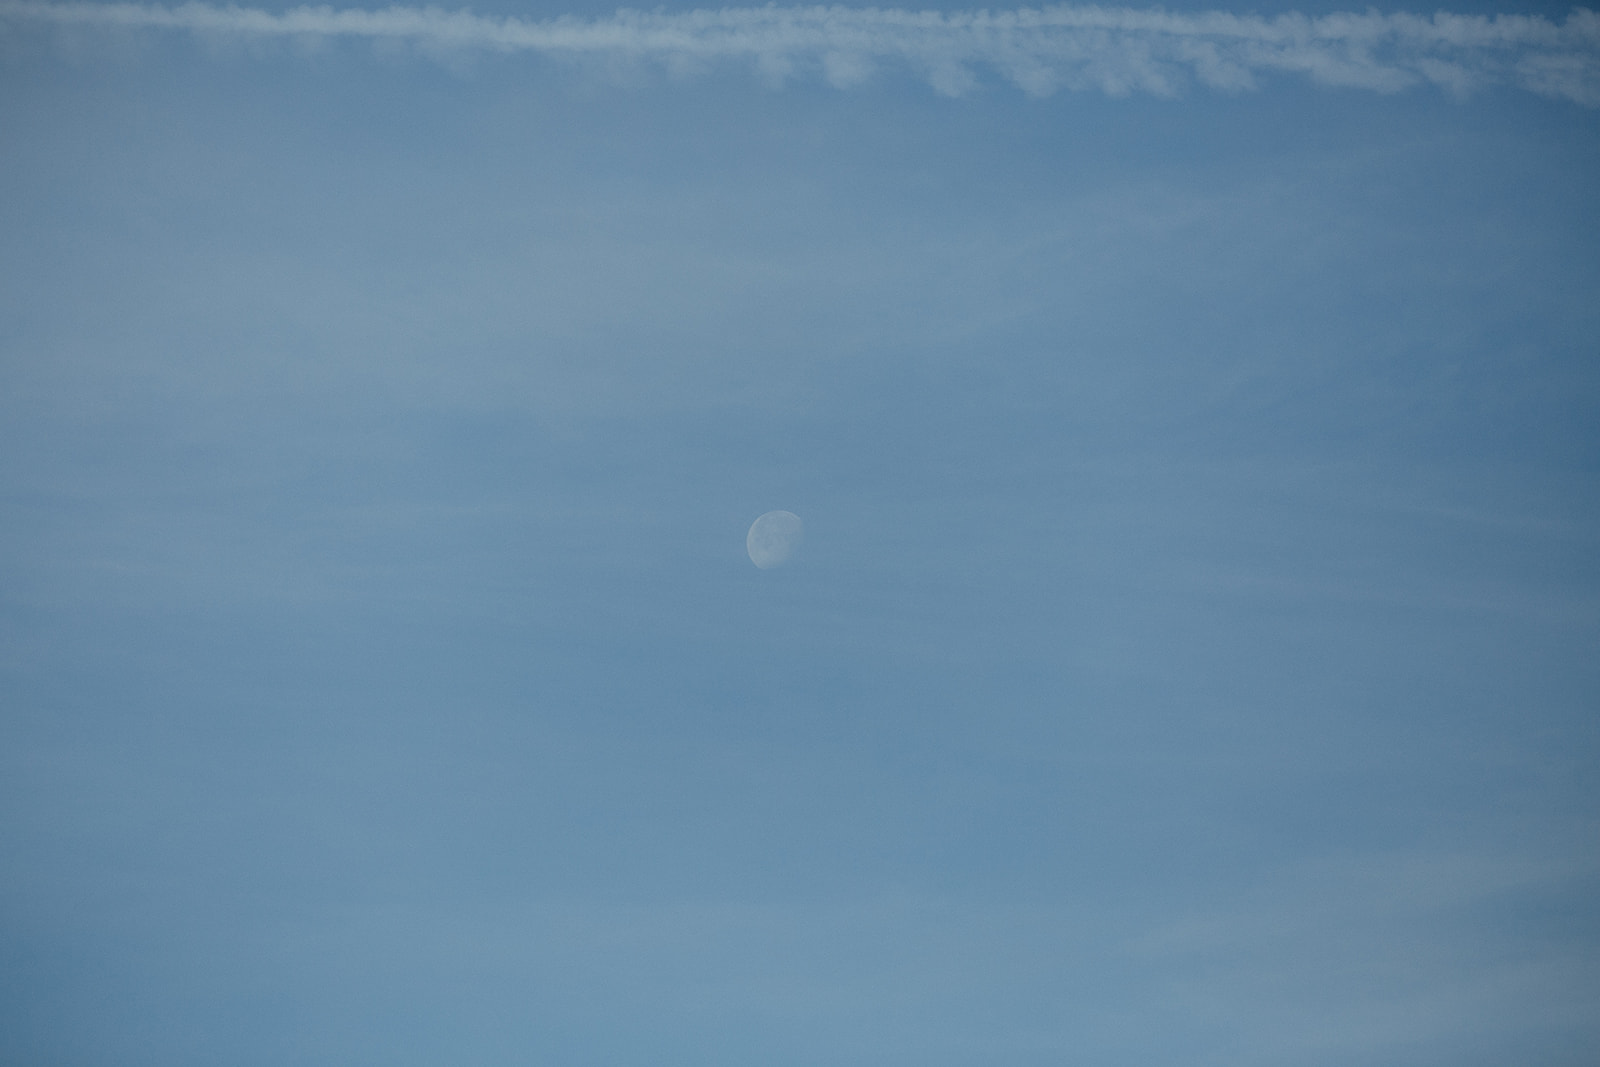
[747,510,803,569]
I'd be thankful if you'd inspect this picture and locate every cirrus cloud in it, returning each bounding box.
[3,1,1599,102]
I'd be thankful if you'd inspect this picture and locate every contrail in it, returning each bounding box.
[3,1,1597,103]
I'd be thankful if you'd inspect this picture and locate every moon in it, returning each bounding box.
[747,510,804,569]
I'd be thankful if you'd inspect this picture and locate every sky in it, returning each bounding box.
[1,2,1598,1064]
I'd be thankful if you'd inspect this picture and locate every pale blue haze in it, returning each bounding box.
[1,3,1598,1064]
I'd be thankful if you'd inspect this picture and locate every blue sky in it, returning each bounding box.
[1,2,1598,1064]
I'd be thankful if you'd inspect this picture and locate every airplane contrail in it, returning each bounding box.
[3,1,1597,103]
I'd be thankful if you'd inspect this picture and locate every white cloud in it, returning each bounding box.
[2,1,1598,103]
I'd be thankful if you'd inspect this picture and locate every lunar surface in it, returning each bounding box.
[747,510,803,569]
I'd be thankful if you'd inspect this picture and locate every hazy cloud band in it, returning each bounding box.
[4,1,1598,102]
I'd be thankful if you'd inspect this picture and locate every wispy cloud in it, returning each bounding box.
[4,1,1598,103]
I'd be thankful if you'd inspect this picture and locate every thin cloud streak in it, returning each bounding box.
[3,1,1599,102]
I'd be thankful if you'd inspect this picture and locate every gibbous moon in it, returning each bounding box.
[747,510,804,569]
